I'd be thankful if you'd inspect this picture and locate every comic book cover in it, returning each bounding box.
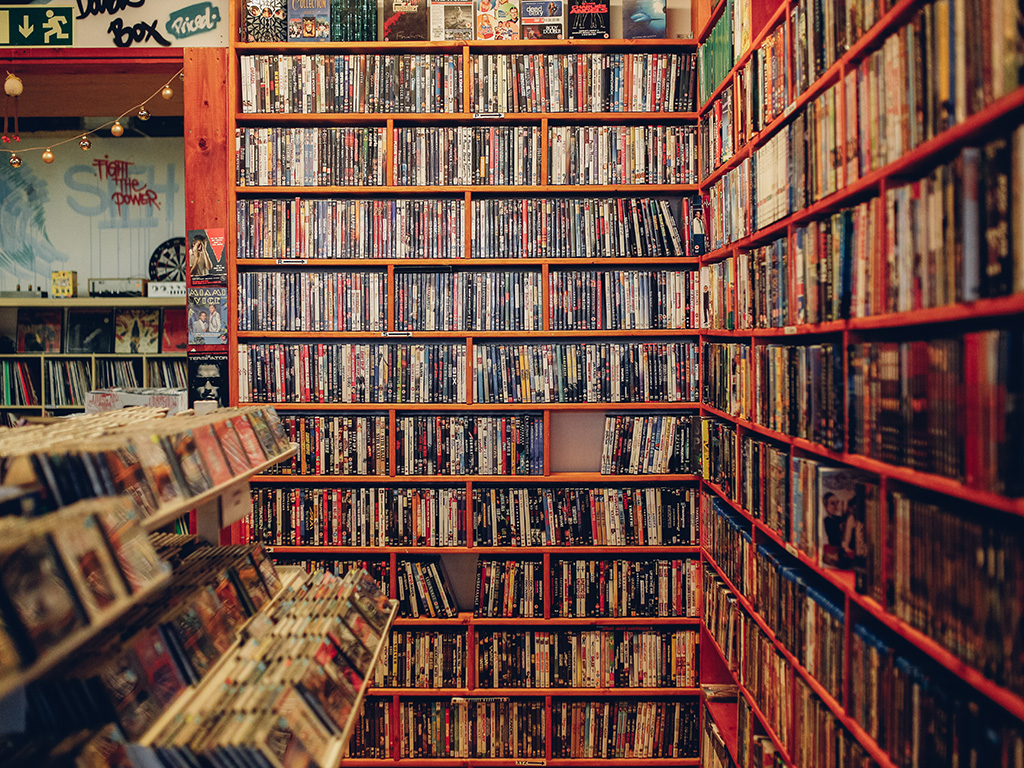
[162,430,212,497]
[114,308,160,354]
[188,286,228,346]
[17,308,62,353]
[96,501,167,593]
[213,417,253,474]
[129,625,187,709]
[130,434,186,507]
[0,537,86,658]
[190,422,234,485]
[97,648,162,739]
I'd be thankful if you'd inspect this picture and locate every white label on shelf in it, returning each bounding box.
[221,480,252,528]
[783,326,797,335]
[382,331,412,337]
[785,543,799,556]
[276,259,308,265]
[784,103,796,117]
[474,112,505,119]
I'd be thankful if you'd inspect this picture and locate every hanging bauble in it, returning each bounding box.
[161,85,174,100]
[111,121,124,137]
[9,154,21,167]
[4,73,23,97]
[41,148,54,163]
[137,107,150,121]
[79,135,92,150]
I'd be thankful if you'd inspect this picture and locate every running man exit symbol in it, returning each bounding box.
[0,7,74,47]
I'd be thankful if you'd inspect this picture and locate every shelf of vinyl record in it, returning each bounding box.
[1,296,188,414]
[0,352,188,415]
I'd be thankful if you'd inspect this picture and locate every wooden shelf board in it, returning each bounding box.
[703,696,740,765]
[236,329,700,339]
[236,184,699,194]
[142,444,299,532]
[238,111,698,124]
[266,544,700,555]
[0,296,185,307]
[371,687,700,697]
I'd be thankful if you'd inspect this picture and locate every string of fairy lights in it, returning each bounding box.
[2,68,184,168]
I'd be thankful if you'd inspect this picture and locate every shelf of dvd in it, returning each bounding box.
[695,0,1024,765]
[205,0,1024,763]
[223,0,707,761]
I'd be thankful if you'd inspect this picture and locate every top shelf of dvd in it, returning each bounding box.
[234,0,699,51]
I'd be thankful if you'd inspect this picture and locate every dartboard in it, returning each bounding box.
[149,237,187,281]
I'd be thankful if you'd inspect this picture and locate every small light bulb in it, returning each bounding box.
[111,121,124,137]
[9,154,21,168]
[79,136,92,150]
[137,107,150,121]
[161,85,174,100]
[41,148,54,163]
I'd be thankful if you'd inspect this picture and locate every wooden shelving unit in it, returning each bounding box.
[694,0,1024,764]
[223,3,705,761]
[0,296,187,419]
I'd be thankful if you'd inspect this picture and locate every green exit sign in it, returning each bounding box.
[0,6,74,47]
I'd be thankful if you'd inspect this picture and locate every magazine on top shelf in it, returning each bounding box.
[287,0,331,40]
[520,0,563,38]
[430,0,474,38]
[383,0,430,40]
[622,0,665,39]
[567,0,608,38]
